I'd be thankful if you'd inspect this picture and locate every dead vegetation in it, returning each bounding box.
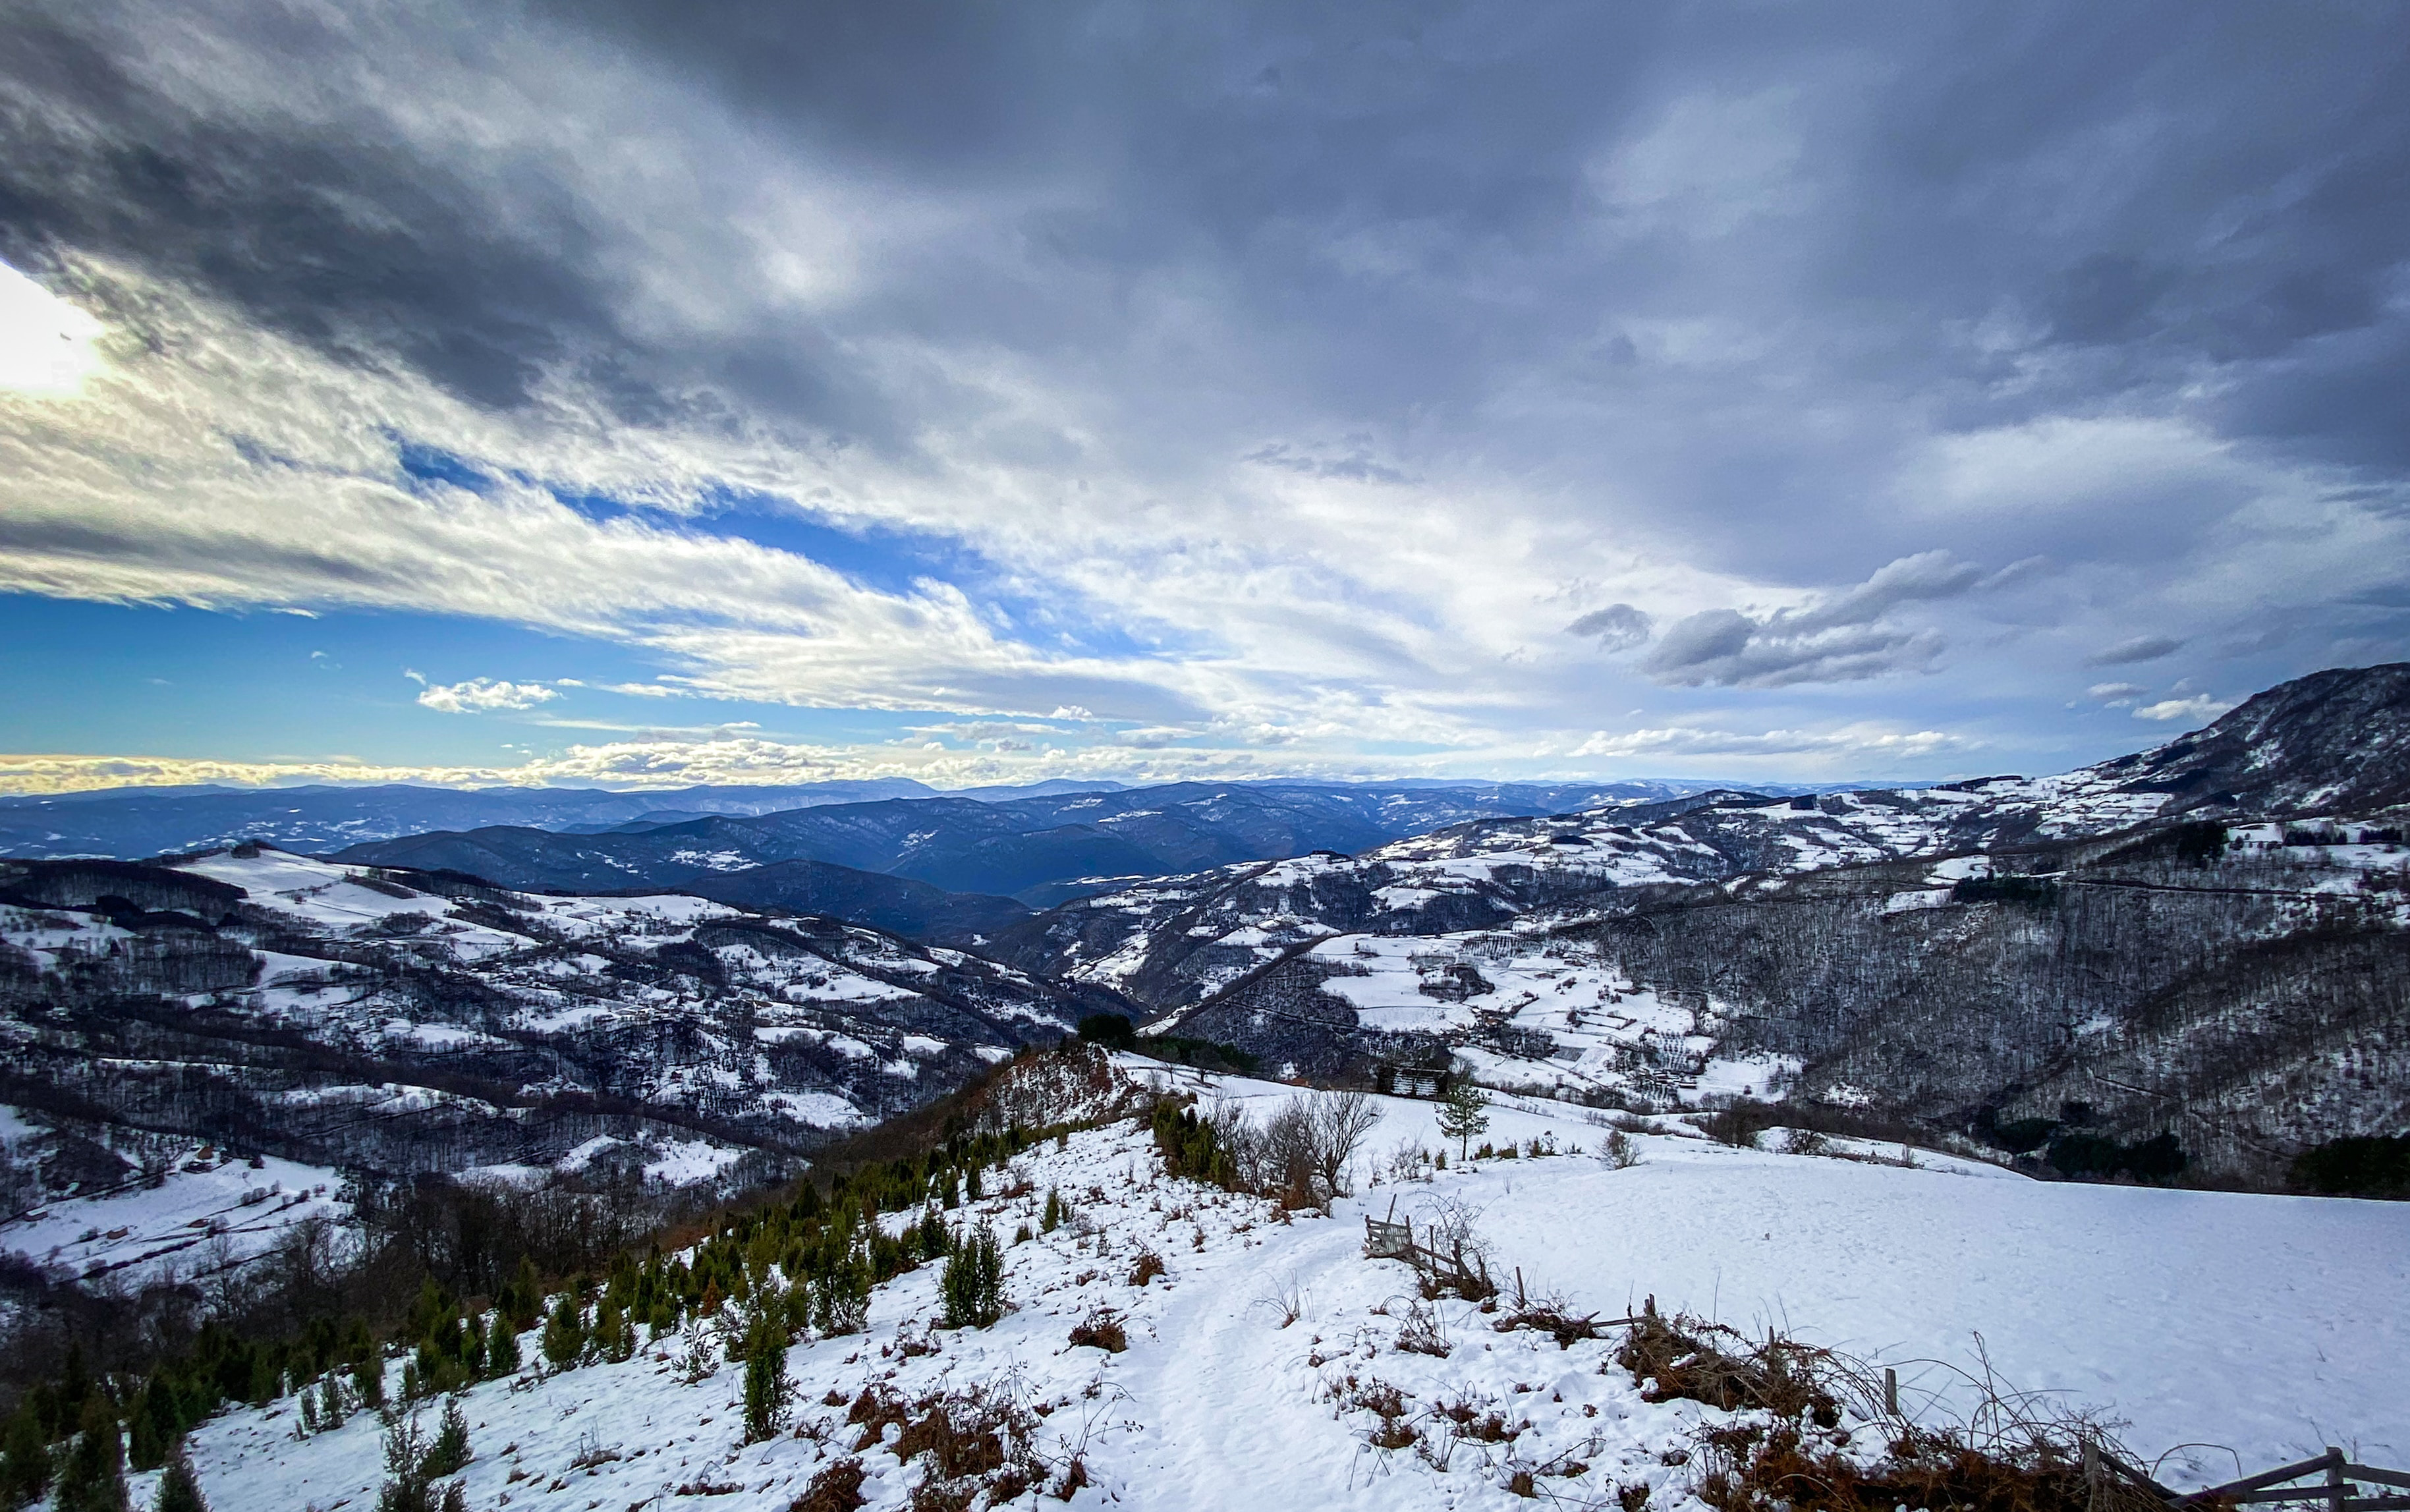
[1616,1299,1839,1424]
[1066,1310,1128,1353]
[1695,1416,2173,1512]
[789,1458,867,1512]
[834,1377,1096,1506]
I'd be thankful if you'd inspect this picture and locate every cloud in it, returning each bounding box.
[1,1,2407,789]
[414,677,561,714]
[0,260,105,396]
[2086,634,2185,667]
[1639,552,1982,688]
[1567,603,1653,652]
[1569,723,1973,761]
[2133,695,2235,724]
[1242,443,1413,485]
[2087,682,2148,706]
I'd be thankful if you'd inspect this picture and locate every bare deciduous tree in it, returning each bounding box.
[1306,1090,1380,1199]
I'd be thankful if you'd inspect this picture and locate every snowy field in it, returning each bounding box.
[170,1067,2407,1512]
[0,1136,347,1289]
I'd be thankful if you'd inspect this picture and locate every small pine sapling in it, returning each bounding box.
[153,1449,209,1512]
[0,1403,47,1509]
[740,1321,793,1443]
[55,1396,128,1512]
[540,1293,586,1370]
[422,1399,470,1480]
[1436,1079,1491,1162]
[939,1223,1004,1328]
[486,1316,520,1377]
[350,1353,385,1409]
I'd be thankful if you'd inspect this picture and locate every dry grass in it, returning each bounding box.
[1067,1310,1128,1353]
[1615,1301,1839,1425]
[1127,1249,1166,1288]
[788,1458,866,1512]
[1695,1420,2169,1512]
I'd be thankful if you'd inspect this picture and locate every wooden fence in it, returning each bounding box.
[2178,1450,2410,1512]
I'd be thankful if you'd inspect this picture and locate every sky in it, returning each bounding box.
[1,1,2406,795]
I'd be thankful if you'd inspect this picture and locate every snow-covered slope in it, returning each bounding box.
[166,1067,2407,1512]
[1001,666,2410,1021]
[0,848,1098,1192]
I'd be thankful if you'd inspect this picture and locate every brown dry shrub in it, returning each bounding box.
[1432,1397,1517,1443]
[1052,1458,1088,1500]
[895,1409,1007,1482]
[1617,1482,1652,1512]
[1127,1249,1166,1287]
[1369,1418,1419,1450]
[884,1383,1044,1512]
[1494,1303,1600,1349]
[789,1459,867,1512]
[1615,1304,1837,1426]
[847,1386,911,1451]
[1693,1421,2152,1512]
[1068,1311,1129,1353]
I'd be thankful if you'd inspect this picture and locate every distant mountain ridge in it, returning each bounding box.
[326,780,1725,912]
[0,775,1726,866]
[991,662,2410,1184]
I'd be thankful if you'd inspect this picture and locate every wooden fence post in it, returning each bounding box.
[1884,1367,1898,1417]
[2329,1447,2347,1512]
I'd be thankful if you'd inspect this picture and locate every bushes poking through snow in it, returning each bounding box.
[1067,1311,1128,1353]
[790,1458,867,1512]
[841,1383,1048,1511]
[1125,1249,1165,1289]
[1601,1129,1644,1169]
[1616,1302,1838,1424]
[1695,1415,2162,1512]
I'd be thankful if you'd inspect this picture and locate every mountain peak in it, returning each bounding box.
[2095,661,2410,816]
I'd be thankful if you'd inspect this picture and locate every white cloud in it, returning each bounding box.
[1569,722,1973,760]
[415,678,561,714]
[0,260,105,397]
[2132,695,2233,724]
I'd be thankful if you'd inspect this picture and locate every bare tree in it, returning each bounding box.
[1258,1100,1319,1206]
[1306,1090,1380,1199]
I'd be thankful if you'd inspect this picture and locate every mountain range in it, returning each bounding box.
[1,664,2403,1204]
[325,780,1721,919]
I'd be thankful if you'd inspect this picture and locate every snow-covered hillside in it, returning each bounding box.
[0,848,1094,1194]
[166,1064,2407,1512]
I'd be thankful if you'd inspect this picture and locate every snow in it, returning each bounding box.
[174,1068,2408,1512]
[0,1140,348,1289]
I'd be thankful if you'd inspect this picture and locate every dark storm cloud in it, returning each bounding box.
[9,1,2405,490]
[1567,604,1652,652]
[0,9,920,441]
[0,18,612,412]
[1640,553,1984,689]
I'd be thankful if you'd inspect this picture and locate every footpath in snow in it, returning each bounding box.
[176,1069,2408,1512]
